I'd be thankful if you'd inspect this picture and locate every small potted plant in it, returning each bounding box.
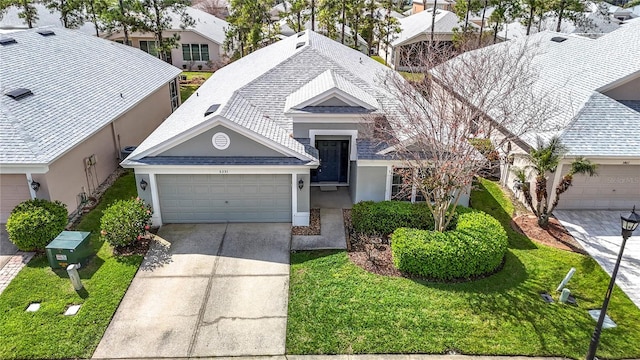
[182,64,187,69]
[197,64,203,70]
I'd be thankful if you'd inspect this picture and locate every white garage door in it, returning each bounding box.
[557,165,640,210]
[157,174,292,223]
[0,175,31,223]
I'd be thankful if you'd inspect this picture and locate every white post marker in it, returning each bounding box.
[66,264,83,291]
[559,288,571,303]
[556,267,576,292]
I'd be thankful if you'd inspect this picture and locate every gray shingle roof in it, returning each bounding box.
[170,7,228,45]
[441,20,640,157]
[127,31,398,164]
[0,28,181,165]
[393,9,468,47]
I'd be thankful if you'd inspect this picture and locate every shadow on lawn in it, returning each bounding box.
[471,180,537,251]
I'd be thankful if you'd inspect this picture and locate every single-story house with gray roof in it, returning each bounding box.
[0,28,181,222]
[122,30,470,226]
[441,23,640,210]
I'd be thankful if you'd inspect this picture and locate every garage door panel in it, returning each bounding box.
[157,174,292,223]
[557,165,640,210]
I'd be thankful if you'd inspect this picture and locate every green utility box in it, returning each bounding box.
[46,231,92,269]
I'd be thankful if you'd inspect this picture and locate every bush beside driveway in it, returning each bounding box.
[286,179,640,358]
[0,172,143,359]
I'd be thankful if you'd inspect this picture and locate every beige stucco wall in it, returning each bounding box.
[107,30,223,69]
[42,83,174,215]
[602,75,640,101]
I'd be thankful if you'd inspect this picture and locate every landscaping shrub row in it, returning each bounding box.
[351,201,457,235]
[391,209,508,280]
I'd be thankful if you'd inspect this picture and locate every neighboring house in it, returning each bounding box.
[105,6,229,70]
[411,0,456,14]
[0,28,181,222]
[121,30,470,226]
[381,9,469,70]
[0,3,97,35]
[442,23,640,210]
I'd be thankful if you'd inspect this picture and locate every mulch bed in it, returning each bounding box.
[291,208,321,235]
[512,215,586,254]
[113,236,152,256]
[343,209,403,277]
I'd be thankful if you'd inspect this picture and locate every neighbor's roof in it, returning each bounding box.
[0,3,96,35]
[440,21,640,157]
[126,31,397,164]
[171,7,228,45]
[0,28,181,165]
[393,9,466,47]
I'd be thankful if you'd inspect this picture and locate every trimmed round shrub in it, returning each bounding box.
[100,198,152,248]
[391,209,507,281]
[352,201,457,235]
[6,199,68,251]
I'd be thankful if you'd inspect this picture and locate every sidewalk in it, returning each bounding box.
[0,225,33,295]
[91,354,573,360]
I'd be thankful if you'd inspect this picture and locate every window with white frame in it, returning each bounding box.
[139,40,159,57]
[391,168,428,203]
[169,79,178,111]
[182,44,210,62]
[115,39,132,46]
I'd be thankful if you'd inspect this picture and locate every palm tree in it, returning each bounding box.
[511,136,597,228]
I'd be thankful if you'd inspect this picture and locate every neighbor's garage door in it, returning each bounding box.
[157,174,291,223]
[0,174,31,223]
[557,165,640,210]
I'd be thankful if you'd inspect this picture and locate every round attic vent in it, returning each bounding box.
[212,132,230,150]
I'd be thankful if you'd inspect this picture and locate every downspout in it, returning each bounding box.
[25,173,37,199]
[111,121,121,160]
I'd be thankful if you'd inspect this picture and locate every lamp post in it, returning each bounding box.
[586,206,640,360]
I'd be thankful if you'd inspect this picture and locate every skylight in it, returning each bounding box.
[0,38,17,46]
[5,88,34,100]
[296,41,305,49]
[204,104,220,116]
[37,30,56,36]
[551,37,567,43]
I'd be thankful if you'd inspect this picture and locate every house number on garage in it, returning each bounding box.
[219,169,229,174]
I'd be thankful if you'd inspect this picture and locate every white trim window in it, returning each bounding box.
[182,44,210,62]
[169,79,179,111]
[139,40,159,57]
[391,168,427,203]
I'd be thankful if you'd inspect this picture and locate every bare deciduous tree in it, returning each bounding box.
[371,39,560,232]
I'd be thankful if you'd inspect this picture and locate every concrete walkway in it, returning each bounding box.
[87,354,572,360]
[0,224,34,295]
[292,208,347,250]
[93,223,291,359]
[555,210,640,308]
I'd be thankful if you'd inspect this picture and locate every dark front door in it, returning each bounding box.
[312,140,349,183]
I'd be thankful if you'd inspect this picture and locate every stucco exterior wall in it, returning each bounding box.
[159,125,284,157]
[43,83,174,215]
[297,173,310,212]
[603,76,640,101]
[354,166,387,202]
[107,31,223,69]
[293,122,367,138]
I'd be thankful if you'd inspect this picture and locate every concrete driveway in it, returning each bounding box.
[93,223,291,359]
[0,224,18,270]
[555,210,640,309]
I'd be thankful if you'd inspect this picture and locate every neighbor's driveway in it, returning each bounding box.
[555,210,640,309]
[92,223,291,359]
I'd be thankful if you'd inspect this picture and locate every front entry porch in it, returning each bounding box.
[310,187,353,209]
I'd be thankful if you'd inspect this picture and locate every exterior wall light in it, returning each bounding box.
[298,178,304,190]
[30,180,40,192]
[586,206,639,360]
[139,178,148,191]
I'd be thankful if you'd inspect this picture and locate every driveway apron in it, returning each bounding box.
[92,223,291,359]
[555,210,640,309]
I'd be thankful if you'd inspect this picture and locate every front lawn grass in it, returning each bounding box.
[0,172,143,359]
[180,71,213,103]
[287,178,640,358]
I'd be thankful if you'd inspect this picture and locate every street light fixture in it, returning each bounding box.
[586,206,640,360]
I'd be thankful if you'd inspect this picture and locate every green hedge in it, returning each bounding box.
[391,209,507,281]
[6,199,68,251]
[351,201,457,235]
[100,198,152,249]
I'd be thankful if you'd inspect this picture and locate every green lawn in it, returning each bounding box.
[0,172,143,359]
[180,71,213,103]
[287,178,640,358]
[399,71,426,82]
